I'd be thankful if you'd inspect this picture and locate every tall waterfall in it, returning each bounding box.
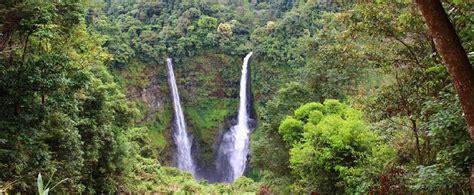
[166,58,195,175]
[215,52,253,182]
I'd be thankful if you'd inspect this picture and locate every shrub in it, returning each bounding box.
[279,100,395,194]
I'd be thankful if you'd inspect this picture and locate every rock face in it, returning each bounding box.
[120,64,175,164]
[118,53,254,175]
[139,77,163,122]
[124,66,167,124]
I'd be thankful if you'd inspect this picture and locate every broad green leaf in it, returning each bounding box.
[37,173,44,195]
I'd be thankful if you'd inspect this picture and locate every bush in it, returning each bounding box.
[278,116,304,144]
[279,100,395,194]
[408,165,468,193]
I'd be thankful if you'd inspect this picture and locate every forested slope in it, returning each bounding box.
[1,0,473,194]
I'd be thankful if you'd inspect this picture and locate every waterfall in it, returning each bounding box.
[166,58,195,175]
[229,52,253,181]
[215,52,253,182]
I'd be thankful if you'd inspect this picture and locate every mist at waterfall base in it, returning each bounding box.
[166,53,255,183]
[166,58,196,176]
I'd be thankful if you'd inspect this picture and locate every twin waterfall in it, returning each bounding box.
[166,52,253,183]
[228,52,254,181]
[166,58,195,175]
[216,52,253,182]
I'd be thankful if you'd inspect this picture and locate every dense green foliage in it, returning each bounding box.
[0,1,137,192]
[250,0,473,194]
[0,1,260,193]
[1,0,473,194]
[281,100,395,193]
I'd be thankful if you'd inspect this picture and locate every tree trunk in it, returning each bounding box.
[410,119,423,164]
[415,0,474,191]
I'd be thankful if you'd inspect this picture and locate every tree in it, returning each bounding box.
[281,100,394,194]
[415,0,474,190]
[250,82,312,192]
[0,1,140,193]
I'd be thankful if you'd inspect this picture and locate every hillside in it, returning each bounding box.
[1,0,473,194]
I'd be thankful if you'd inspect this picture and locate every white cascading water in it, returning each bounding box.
[166,58,195,175]
[228,52,253,181]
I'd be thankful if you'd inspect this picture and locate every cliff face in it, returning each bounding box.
[126,67,166,123]
[117,53,245,167]
[118,63,174,164]
[177,53,242,168]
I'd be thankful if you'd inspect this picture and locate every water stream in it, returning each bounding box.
[166,58,195,175]
[215,52,253,182]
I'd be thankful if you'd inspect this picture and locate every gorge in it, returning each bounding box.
[167,53,255,183]
[2,1,472,194]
